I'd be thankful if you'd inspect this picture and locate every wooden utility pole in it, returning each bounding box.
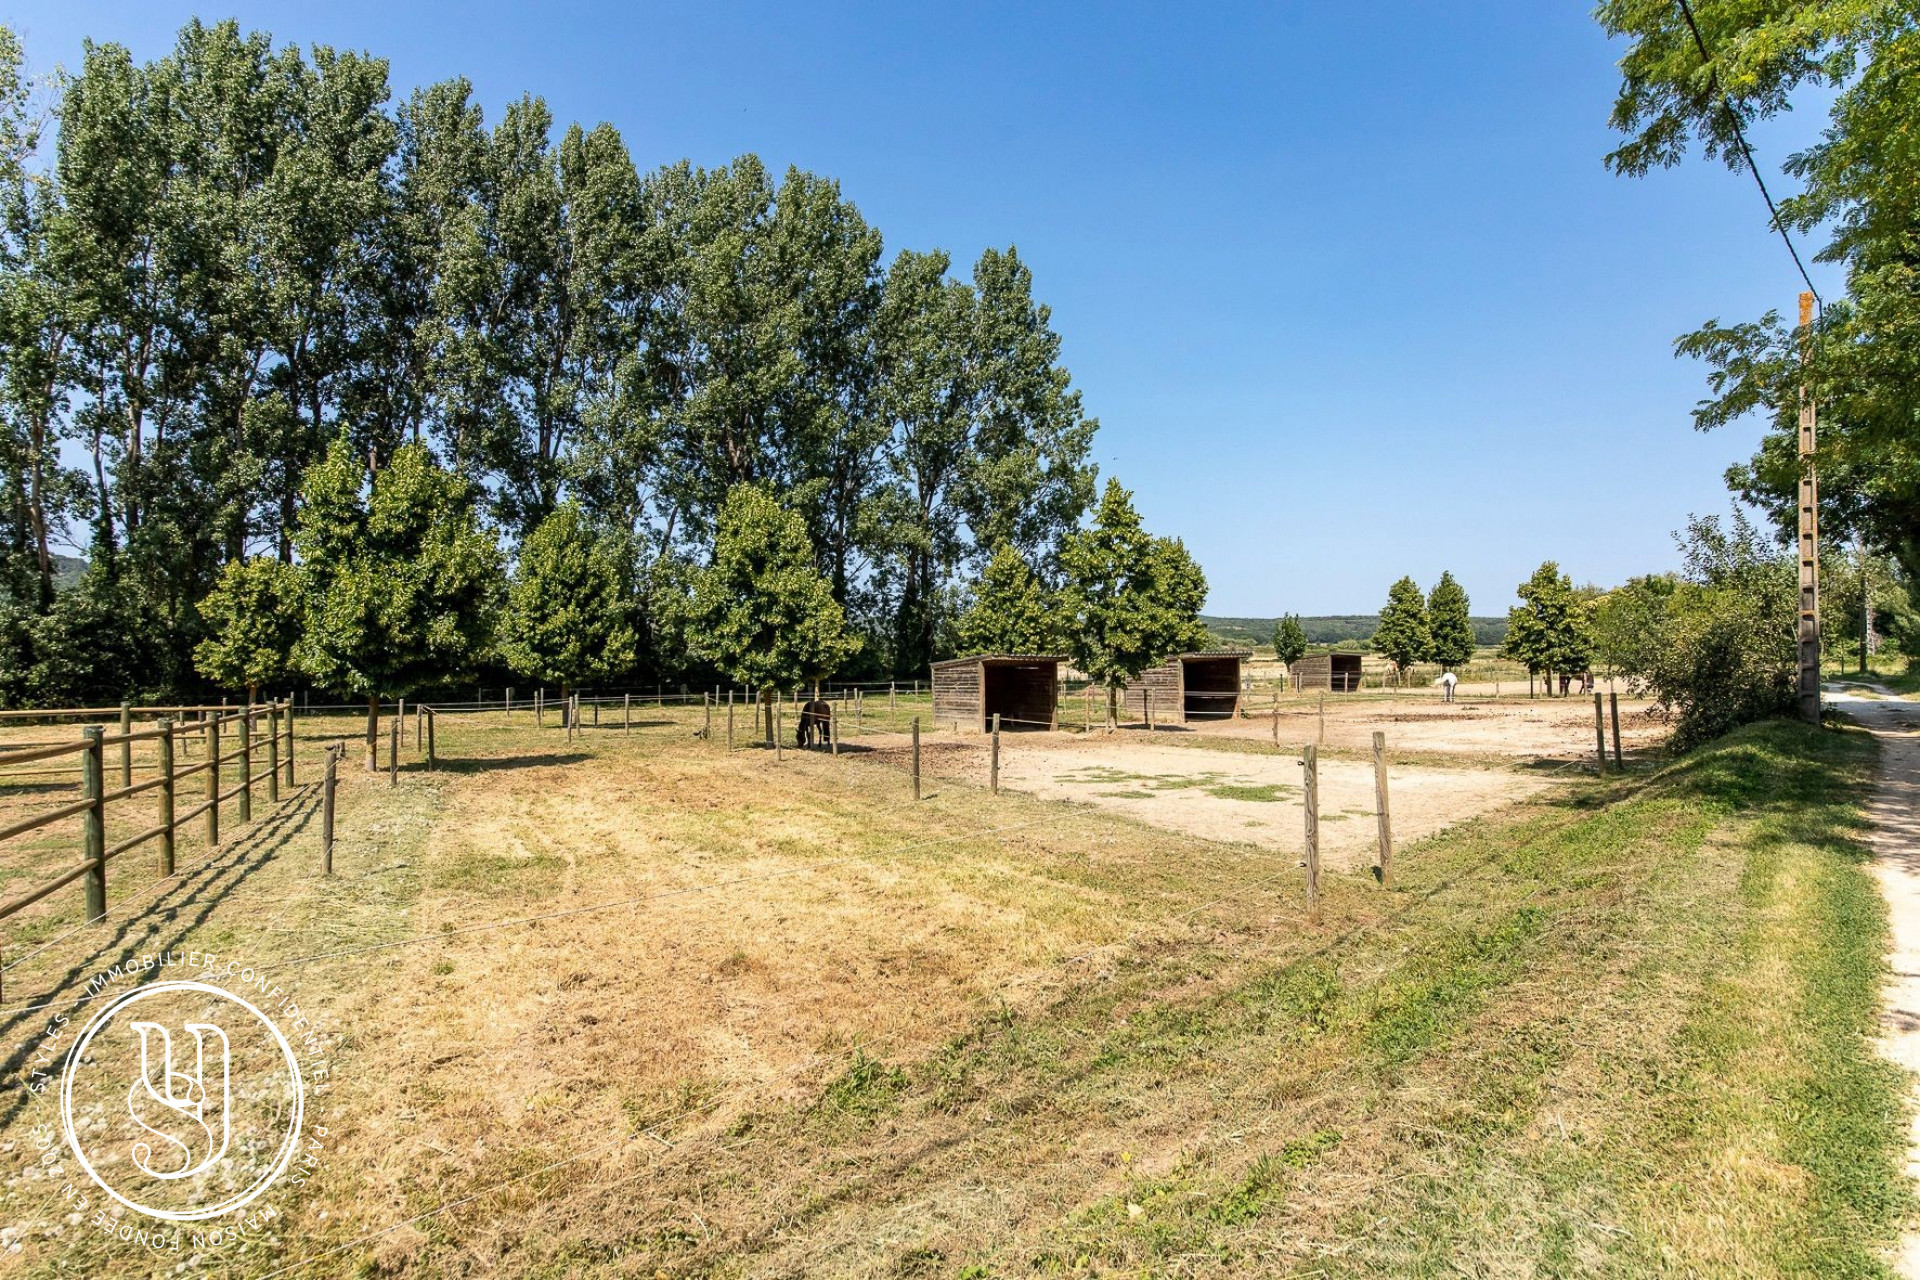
[1797,290,1822,724]
[1302,744,1321,916]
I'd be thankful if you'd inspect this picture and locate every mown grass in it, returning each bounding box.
[606,717,1909,1278]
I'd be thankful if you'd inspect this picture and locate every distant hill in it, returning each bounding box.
[1203,614,1509,650]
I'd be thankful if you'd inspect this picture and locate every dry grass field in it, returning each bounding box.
[0,693,1902,1277]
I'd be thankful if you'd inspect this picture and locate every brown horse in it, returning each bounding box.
[796,699,833,747]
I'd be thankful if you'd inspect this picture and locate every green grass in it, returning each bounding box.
[637,717,1910,1277]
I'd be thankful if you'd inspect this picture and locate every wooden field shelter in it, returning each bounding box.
[931,655,1063,731]
[1292,653,1364,692]
[1133,651,1249,723]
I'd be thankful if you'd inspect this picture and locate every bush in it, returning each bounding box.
[1627,513,1797,750]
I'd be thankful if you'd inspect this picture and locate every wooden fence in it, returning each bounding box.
[0,703,295,926]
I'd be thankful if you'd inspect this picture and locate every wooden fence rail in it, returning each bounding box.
[0,702,296,926]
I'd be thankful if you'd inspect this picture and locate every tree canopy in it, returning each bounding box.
[496,503,638,694]
[194,557,303,699]
[956,544,1063,656]
[686,485,857,697]
[1598,3,1920,581]
[1426,571,1475,670]
[1502,561,1592,682]
[0,18,1099,705]
[1272,614,1309,668]
[1374,577,1431,676]
[1060,479,1208,723]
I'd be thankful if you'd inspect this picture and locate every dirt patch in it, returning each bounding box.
[1187,691,1666,760]
[857,733,1551,871]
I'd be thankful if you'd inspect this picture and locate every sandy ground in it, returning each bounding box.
[852,732,1554,872]
[1171,692,1665,760]
[1832,687,1920,1279]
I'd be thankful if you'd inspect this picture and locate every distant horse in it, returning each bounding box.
[797,699,833,747]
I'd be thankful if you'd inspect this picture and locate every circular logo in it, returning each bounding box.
[59,980,305,1222]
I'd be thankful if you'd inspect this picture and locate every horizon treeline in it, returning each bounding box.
[0,19,1099,702]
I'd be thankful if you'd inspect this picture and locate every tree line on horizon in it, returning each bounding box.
[0,19,1102,708]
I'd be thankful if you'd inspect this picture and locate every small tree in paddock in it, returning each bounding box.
[195,557,304,703]
[957,544,1063,655]
[1272,613,1309,670]
[1503,560,1590,694]
[1426,570,1475,671]
[687,485,856,734]
[497,503,638,718]
[1060,478,1208,726]
[1374,576,1431,682]
[295,440,502,769]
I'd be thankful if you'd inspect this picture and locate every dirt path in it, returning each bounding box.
[1833,688,1920,1277]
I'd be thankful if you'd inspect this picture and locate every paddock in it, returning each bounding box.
[931,654,1063,731]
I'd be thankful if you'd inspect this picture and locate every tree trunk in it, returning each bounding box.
[365,695,380,772]
[1107,684,1119,732]
[560,682,571,729]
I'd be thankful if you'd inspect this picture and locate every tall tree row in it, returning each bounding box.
[0,20,1099,702]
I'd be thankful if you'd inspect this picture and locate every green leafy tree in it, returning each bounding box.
[496,503,638,711]
[1503,561,1592,692]
[1272,613,1309,668]
[1591,574,1679,682]
[1426,571,1474,670]
[295,438,502,768]
[956,544,1063,655]
[687,485,857,731]
[194,557,303,701]
[1620,514,1797,749]
[1060,478,1208,726]
[1598,4,1920,581]
[1374,577,1431,679]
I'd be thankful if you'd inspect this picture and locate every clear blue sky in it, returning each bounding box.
[6,2,1845,614]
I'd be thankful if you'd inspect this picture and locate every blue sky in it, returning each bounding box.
[6,2,1845,613]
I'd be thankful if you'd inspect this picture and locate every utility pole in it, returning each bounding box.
[1797,291,1821,724]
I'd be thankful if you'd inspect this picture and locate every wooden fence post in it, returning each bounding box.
[389,717,399,787]
[727,700,735,751]
[626,693,633,735]
[267,702,280,805]
[284,701,295,788]
[831,704,840,755]
[82,726,106,922]
[593,697,600,728]
[991,713,1001,793]
[426,708,436,772]
[119,700,132,789]
[206,714,220,847]
[776,702,784,761]
[157,718,175,876]
[1610,692,1623,767]
[1372,731,1393,888]
[912,717,921,801]
[1317,690,1326,747]
[322,745,337,876]
[856,689,863,731]
[537,689,545,727]
[1593,693,1607,774]
[239,707,253,824]
[398,697,406,746]
[704,693,711,741]
[1303,743,1321,917]
[1271,695,1279,745]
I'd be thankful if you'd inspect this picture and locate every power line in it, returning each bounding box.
[1674,0,1823,312]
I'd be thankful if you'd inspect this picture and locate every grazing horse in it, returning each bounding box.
[796,699,833,747]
